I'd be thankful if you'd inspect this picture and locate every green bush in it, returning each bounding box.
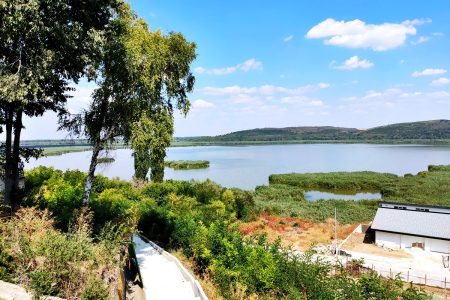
[1,207,124,299]
[81,277,109,300]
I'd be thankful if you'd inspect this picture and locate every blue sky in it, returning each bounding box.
[23,0,450,139]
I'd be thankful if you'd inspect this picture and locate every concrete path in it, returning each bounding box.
[133,235,202,300]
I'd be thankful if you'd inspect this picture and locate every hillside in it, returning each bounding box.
[184,119,450,143]
[358,119,450,140]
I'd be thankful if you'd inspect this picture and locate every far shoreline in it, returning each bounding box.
[19,139,450,156]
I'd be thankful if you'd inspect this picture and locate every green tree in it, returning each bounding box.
[61,3,196,203]
[131,108,174,182]
[0,0,116,208]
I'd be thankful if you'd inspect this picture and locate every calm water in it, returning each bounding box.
[25,144,450,190]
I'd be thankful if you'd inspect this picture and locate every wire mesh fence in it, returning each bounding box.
[367,263,449,289]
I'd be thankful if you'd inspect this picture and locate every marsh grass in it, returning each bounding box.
[165,160,210,170]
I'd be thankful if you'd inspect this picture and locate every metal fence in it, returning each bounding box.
[366,263,450,289]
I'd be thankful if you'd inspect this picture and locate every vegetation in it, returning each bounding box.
[0,166,432,299]
[181,119,450,143]
[132,109,175,182]
[165,160,210,170]
[59,2,197,202]
[97,157,115,164]
[0,0,116,208]
[0,206,127,299]
[256,165,450,223]
[270,171,398,193]
[254,184,379,224]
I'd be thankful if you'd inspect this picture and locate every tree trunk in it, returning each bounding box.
[11,109,23,209]
[3,107,13,207]
[82,144,101,204]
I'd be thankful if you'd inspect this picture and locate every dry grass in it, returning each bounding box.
[341,233,412,259]
[240,214,359,251]
[170,250,224,300]
[0,207,122,299]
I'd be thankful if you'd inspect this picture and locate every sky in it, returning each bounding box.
[22,0,450,139]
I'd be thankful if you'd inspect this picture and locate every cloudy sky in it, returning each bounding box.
[23,0,450,139]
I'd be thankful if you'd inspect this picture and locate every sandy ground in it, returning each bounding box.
[342,233,412,258]
[240,214,358,251]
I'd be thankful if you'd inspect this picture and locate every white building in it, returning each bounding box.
[371,202,450,254]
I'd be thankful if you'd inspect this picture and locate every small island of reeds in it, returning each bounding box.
[165,160,210,170]
[97,157,115,164]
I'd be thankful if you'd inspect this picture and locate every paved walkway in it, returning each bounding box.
[133,235,202,300]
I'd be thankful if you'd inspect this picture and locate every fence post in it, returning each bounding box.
[425,273,427,285]
[445,276,447,289]
[407,270,409,282]
[390,268,392,278]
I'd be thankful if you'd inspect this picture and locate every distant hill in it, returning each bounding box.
[358,120,450,140]
[182,120,450,143]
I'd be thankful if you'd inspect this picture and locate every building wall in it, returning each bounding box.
[375,231,450,254]
[376,231,401,249]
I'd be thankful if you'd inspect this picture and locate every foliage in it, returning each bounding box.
[59,2,196,201]
[165,160,210,170]
[0,0,116,206]
[19,167,433,299]
[97,157,115,164]
[0,207,123,299]
[269,171,399,193]
[257,165,450,223]
[132,109,174,182]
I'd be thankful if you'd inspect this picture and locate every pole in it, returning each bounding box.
[335,207,337,255]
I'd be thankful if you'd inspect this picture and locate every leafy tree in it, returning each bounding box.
[0,0,116,208]
[131,108,174,182]
[61,3,196,203]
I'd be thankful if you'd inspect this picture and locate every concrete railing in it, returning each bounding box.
[137,234,209,300]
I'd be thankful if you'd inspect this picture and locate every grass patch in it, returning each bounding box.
[269,171,399,193]
[43,146,93,156]
[97,157,115,164]
[165,160,210,170]
[257,165,450,224]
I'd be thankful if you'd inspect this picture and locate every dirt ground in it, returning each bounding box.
[341,232,412,259]
[240,214,359,251]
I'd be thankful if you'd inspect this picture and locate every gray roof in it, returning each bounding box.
[372,208,450,240]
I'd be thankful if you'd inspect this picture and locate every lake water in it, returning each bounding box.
[25,144,450,190]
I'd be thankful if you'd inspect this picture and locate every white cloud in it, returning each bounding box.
[283,35,293,42]
[240,58,263,72]
[195,58,262,75]
[333,56,374,70]
[281,96,324,106]
[431,77,450,86]
[411,36,430,45]
[306,18,431,51]
[203,83,330,96]
[192,99,215,109]
[194,66,237,75]
[411,68,447,77]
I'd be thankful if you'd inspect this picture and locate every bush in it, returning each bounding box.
[0,207,124,299]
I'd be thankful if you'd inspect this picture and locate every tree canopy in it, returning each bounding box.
[60,2,197,202]
[0,0,117,208]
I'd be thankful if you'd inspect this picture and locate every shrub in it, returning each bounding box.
[1,207,124,299]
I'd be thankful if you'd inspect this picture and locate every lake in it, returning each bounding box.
[25,144,450,190]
